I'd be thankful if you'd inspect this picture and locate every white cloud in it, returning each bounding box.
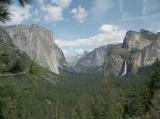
[4,5,32,25]
[40,0,72,22]
[42,5,63,22]
[157,29,160,32]
[100,24,121,34]
[55,24,126,52]
[71,5,88,23]
[4,0,72,24]
[63,48,86,55]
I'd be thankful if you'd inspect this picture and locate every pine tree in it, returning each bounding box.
[149,59,160,119]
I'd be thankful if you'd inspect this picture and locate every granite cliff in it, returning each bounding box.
[71,29,160,76]
[1,24,66,74]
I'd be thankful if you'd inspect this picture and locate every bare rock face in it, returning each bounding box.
[104,44,128,76]
[66,51,88,68]
[5,24,66,74]
[72,45,108,73]
[71,29,160,77]
[122,30,154,50]
[141,34,160,66]
[71,44,128,76]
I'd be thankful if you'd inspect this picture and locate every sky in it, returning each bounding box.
[3,0,160,55]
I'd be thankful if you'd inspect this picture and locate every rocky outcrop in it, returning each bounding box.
[141,33,160,66]
[71,30,160,76]
[66,51,88,68]
[71,44,129,76]
[104,44,128,76]
[4,24,66,74]
[122,30,154,50]
[72,45,108,73]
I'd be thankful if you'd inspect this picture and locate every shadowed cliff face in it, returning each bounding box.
[2,25,160,76]
[70,44,128,75]
[71,45,108,73]
[141,33,160,66]
[71,30,160,76]
[4,24,66,74]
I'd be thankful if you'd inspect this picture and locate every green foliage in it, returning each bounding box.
[148,59,160,119]
[0,85,23,119]
[100,79,125,119]
[149,60,160,97]
[150,90,160,119]
[123,80,151,117]
[1,42,160,119]
[0,43,30,73]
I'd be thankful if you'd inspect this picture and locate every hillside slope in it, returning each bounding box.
[1,32,160,119]
[0,37,61,118]
[0,37,103,119]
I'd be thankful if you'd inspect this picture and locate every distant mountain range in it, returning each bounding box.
[1,24,160,77]
[70,29,160,77]
[65,51,88,68]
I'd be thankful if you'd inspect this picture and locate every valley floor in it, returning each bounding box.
[0,42,160,119]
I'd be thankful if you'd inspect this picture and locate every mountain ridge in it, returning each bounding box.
[71,29,160,76]
[2,24,66,74]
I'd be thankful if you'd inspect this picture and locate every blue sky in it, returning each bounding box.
[4,0,160,55]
